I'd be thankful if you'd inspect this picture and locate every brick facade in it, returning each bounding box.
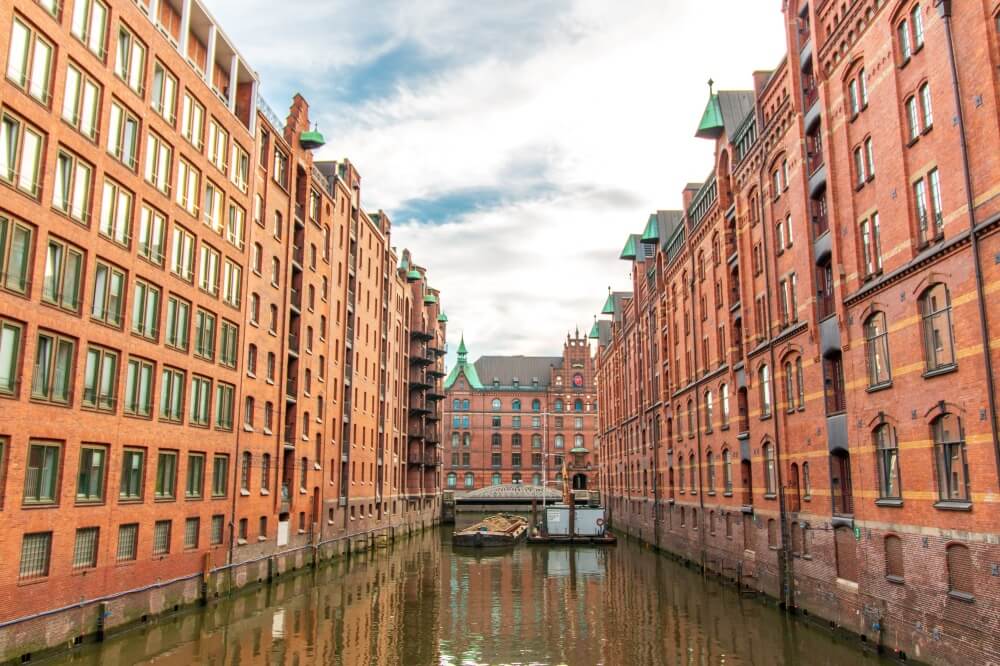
[595,2,1000,663]
[0,0,444,658]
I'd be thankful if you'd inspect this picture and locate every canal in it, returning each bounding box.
[48,516,886,665]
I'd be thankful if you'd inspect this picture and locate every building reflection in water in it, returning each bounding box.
[53,521,881,665]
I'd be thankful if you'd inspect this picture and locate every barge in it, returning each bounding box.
[453,514,528,548]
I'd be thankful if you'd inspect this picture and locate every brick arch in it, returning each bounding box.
[858,300,890,323]
[867,410,901,429]
[923,400,965,423]
[839,55,866,84]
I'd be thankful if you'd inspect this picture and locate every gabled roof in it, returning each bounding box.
[601,293,615,315]
[641,213,660,244]
[444,335,483,390]
[473,356,563,390]
[696,90,755,140]
[654,210,685,251]
[619,234,639,261]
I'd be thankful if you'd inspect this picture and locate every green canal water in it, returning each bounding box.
[46,515,887,665]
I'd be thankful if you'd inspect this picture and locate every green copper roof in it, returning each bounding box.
[695,93,724,139]
[300,130,326,150]
[589,320,600,339]
[641,213,659,244]
[406,269,421,282]
[444,335,483,390]
[601,293,615,315]
[399,255,409,271]
[423,294,438,305]
[437,313,448,323]
[619,235,637,261]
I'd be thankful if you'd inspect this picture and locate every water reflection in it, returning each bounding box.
[51,515,883,665]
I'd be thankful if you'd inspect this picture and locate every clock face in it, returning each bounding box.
[573,373,584,387]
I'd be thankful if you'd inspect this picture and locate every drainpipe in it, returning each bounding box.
[936,0,1000,485]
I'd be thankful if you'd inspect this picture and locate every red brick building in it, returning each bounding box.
[443,331,598,494]
[596,1,1000,663]
[0,0,444,658]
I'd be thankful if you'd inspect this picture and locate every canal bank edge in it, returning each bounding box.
[0,507,441,665]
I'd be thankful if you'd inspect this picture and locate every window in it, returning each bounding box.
[211,515,224,545]
[823,353,846,414]
[164,295,191,351]
[19,532,52,580]
[220,320,238,368]
[120,362,153,415]
[170,224,195,281]
[273,149,288,188]
[215,382,235,430]
[186,452,205,498]
[758,365,771,418]
[706,451,716,493]
[848,78,860,116]
[88,261,125,328]
[107,100,139,169]
[946,544,973,599]
[860,68,869,107]
[720,383,729,427]
[150,61,177,123]
[1,112,44,196]
[114,25,145,95]
[184,517,199,549]
[704,391,713,432]
[920,284,955,372]
[830,449,854,515]
[854,146,866,186]
[933,414,968,503]
[911,4,924,49]
[42,237,83,312]
[906,96,920,141]
[197,245,220,297]
[763,443,777,496]
[222,260,242,307]
[76,444,108,502]
[194,309,216,360]
[70,0,108,59]
[688,454,696,492]
[155,450,177,499]
[24,440,61,503]
[204,180,224,233]
[230,143,249,193]
[0,318,22,395]
[53,150,93,224]
[226,204,245,250]
[119,448,144,499]
[153,520,171,555]
[872,423,901,501]
[795,358,805,409]
[98,179,133,246]
[180,92,204,149]
[212,454,229,497]
[82,345,117,411]
[920,83,933,129]
[31,331,74,403]
[860,213,883,278]
[131,280,160,340]
[241,451,251,491]
[116,523,138,561]
[206,119,228,173]
[175,158,200,217]
[864,312,891,387]
[62,62,101,140]
[73,527,99,569]
[143,132,171,195]
[7,17,53,104]
[190,375,211,426]
[137,205,166,264]
[898,18,912,62]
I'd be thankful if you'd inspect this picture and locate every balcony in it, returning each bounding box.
[287,333,300,356]
[409,354,433,367]
[811,203,829,239]
[294,203,305,225]
[291,244,304,267]
[289,287,301,313]
[285,376,297,401]
[410,328,434,341]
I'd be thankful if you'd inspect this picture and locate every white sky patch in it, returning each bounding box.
[209,0,787,360]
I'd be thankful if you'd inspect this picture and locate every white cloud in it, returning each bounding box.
[208,0,787,359]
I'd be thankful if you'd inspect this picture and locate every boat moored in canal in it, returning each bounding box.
[453,514,528,547]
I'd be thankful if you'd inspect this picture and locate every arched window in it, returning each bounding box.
[451,432,460,448]
[830,448,854,516]
[706,451,716,493]
[261,453,271,490]
[920,284,955,371]
[704,391,714,432]
[933,413,969,502]
[532,399,541,412]
[884,534,904,581]
[512,472,522,483]
[446,473,457,488]
[531,434,542,449]
[554,435,564,449]
[784,361,794,412]
[677,456,685,494]
[865,312,892,387]
[491,398,502,411]
[462,399,470,410]
[574,399,583,412]
[759,365,772,417]
[574,434,584,449]
[763,443,777,496]
[512,434,522,448]
[464,473,474,488]
[241,452,252,491]
[463,433,471,447]
[874,423,901,500]
[946,543,973,598]
[532,473,542,486]
[795,358,805,409]
[512,399,521,411]
[491,433,502,448]
[720,383,730,426]
[452,399,460,410]
[788,462,801,512]
[688,453,696,492]
[554,399,564,412]
[687,398,694,434]
[491,473,502,486]
[802,461,812,499]
[722,449,733,494]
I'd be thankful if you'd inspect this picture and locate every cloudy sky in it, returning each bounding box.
[210,0,787,360]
